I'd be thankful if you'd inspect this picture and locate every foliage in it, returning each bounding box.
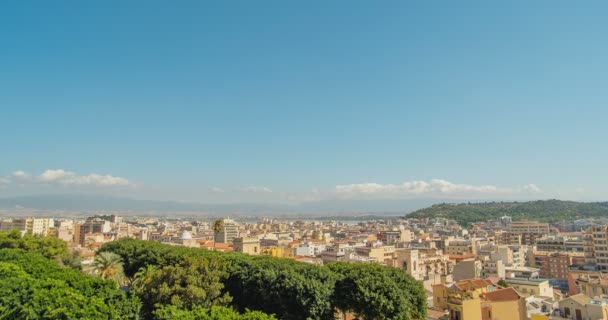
[86,251,126,285]
[132,257,232,318]
[101,239,427,320]
[225,256,336,320]
[0,248,141,319]
[497,279,509,287]
[0,229,68,259]
[406,199,608,225]
[61,250,83,270]
[153,305,277,320]
[328,262,426,320]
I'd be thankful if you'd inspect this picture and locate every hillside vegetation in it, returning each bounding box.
[406,199,608,225]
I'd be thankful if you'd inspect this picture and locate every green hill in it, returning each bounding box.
[406,199,608,225]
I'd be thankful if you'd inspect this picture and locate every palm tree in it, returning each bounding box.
[87,251,125,285]
[212,219,224,251]
[131,265,158,293]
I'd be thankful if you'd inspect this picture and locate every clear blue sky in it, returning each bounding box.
[1,1,607,203]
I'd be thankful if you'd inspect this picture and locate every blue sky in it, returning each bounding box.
[1,1,607,204]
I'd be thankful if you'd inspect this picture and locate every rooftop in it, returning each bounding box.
[483,287,521,302]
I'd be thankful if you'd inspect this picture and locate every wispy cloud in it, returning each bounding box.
[243,186,273,193]
[210,186,225,193]
[3,169,134,188]
[521,183,542,193]
[334,179,540,199]
[12,170,32,180]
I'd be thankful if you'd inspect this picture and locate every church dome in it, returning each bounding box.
[180,230,193,240]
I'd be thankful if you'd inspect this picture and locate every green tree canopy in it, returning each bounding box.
[329,262,427,320]
[0,249,140,320]
[132,257,232,318]
[0,230,68,259]
[153,305,277,320]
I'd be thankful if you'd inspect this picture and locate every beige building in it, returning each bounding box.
[445,239,478,256]
[589,226,608,271]
[215,219,240,243]
[453,259,482,281]
[568,270,608,297]
[395,247,452,281]
[11,218,54,236]
[548,294,608,320]
[504,278,553,297]
[354,245,395,265]
[507,221,550,246]
[233,237,260,255]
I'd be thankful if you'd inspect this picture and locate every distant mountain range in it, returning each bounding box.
[0,194,434,216]
[4,196,605,222]
[406,199,608,225]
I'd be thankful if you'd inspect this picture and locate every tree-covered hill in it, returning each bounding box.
[406,199,608,225]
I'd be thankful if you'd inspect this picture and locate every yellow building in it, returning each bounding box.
[432,278,526,320]
[262,246,293,258]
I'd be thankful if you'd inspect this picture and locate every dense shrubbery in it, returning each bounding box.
[0,229,68,259]
[0,248,141,319]
[101,238,427,320]
[407,199,608,225]
[153,305,277,320]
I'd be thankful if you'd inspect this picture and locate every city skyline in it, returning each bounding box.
[2,1,608,204]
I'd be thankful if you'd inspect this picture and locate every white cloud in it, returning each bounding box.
[39,169,75,182]
[335,179,498,197]
[34,169,134,187]
[522,183,542,193]
[61,174,132,187]
[210,187,225,193]
[243,186,273,193]
[0,177,10,185]
[12,170,32,180]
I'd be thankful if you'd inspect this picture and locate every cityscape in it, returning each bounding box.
[2,1,608,320]
[3,203,608,319]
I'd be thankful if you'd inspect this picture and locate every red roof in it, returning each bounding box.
[483,288,521,302]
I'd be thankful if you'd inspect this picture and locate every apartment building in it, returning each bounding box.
[294,242,326,257]
[529,251,585,279]
[445,239,478,256]
[589,226,608,271]
[11,218,54,236]
[78,219,111,246]
[214,219,240,243]
[507,221,550,246]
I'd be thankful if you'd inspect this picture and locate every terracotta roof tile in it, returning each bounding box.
[483,288,521,302]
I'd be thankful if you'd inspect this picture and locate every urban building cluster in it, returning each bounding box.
[3,213,608,320]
